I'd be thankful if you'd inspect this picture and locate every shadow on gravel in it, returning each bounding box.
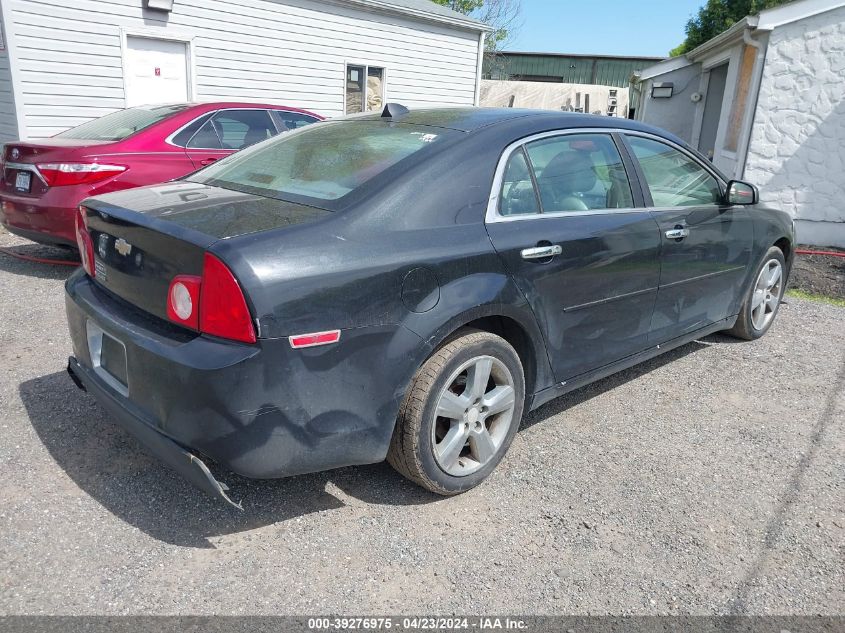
[19,335,733,548]
[726,358,845,614]
[0,243,79,281]
[523,339,708,428]
[20,371,440,549]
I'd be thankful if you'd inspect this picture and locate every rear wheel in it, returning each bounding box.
[728,246,786,340]
[387,329,525,495]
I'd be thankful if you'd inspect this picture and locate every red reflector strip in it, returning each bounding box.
[288,330,341,349]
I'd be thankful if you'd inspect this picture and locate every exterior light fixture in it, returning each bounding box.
[651,83,674,98]
[144,0,174,11]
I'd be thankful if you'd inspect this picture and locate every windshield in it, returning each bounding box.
[187,121,455,206]
[56,105,190,141]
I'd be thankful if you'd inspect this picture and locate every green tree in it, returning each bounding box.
[670,0,791,56]
[431,0,522,50]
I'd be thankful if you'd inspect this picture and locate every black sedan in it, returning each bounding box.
[65,105,793,506]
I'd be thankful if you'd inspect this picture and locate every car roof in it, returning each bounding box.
[135,102,321,115]
[350,106,682,143]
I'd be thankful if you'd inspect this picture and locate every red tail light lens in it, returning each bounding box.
[37,162,127,187]
[166,275,201,329]
[200,254,256,343]
[74,206,95,277]
[165,254,256,343]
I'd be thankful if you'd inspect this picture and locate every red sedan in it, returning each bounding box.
[0,102,322,247]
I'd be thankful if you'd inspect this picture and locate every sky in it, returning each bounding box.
[508,0,706,58]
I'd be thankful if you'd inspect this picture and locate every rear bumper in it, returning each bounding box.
[64,270,424,500]
[66,357,242,508]
[0,191,78,246]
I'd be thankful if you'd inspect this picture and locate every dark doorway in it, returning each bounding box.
[698,62,729,161]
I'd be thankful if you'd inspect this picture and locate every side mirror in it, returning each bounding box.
[726,180,758,205]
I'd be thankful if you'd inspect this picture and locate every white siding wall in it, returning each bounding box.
[0,8,19,144]
[5,0,481,139]
[744,5,845,248]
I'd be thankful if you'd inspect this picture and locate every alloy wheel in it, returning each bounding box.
[751,259,783,331]
[430,355,517,476]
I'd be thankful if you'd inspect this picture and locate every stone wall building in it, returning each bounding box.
[633,0,845,247]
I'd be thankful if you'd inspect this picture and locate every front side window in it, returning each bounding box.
[524,134,634,213]
[346,64,386,114]
[627,136,722,207]
[273,111,320,132]
[188,121,453,205]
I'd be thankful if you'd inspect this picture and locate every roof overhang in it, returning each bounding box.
[685,16,758,61]
[757,0,845,30]
[330,0,491,32]
[634,0,845,84]
[635,55,697,81]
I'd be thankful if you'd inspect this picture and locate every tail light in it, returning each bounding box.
[166,253,256,343]
[166,275,201,329]
[74,206,95,277]
[37,162,127,187]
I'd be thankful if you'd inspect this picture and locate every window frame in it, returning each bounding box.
[498,146,542,217]
[344,63,387,115]
[619,131,728,210]
[166,108,280,149]
[486,129,643,224]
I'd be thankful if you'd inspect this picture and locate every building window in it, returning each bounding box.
[346,64,385,114]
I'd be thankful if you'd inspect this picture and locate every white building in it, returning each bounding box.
[0,0,488,142]
[633,0,845,247]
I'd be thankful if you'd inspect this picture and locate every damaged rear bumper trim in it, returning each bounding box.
[67,356,242,510]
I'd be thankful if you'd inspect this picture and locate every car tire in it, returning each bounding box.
[387,328,525,495]
[727,246,787,341]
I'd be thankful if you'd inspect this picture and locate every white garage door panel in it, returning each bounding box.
[124,36,189,107]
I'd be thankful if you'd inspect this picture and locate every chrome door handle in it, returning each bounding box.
[665,228,690,239]
[521,244,562,260]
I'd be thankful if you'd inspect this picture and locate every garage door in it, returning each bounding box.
[124,36,189,107]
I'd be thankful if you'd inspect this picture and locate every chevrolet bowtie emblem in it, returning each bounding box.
[114,238,132,256]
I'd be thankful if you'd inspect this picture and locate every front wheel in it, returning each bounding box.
[727,246,786,340]
[387,329,525,495]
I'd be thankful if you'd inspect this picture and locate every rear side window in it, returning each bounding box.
[213,110,276,149]
[187,120,222,149]
[171,113,213,147]
[272,110,320,132]
[524,134,633,213]
[499,149,539,216]
[189,121,454,204]
[57,104,189,141]
[626,135,722,207]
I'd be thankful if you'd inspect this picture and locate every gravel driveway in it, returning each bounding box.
[0,230,842,616]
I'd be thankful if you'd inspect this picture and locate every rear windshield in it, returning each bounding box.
[56,105,190,141]
[187,121,455,206]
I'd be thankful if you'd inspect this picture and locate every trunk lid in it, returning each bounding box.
[82,181,331,324]
[2,139,118,198]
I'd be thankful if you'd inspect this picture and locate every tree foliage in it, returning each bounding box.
[430,0,522,50]
[670,0,792,56]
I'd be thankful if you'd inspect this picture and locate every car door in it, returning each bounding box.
[622,134,754,342]
[485,131,662,383]
[184,109,277,169]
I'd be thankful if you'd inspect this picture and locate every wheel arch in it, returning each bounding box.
[773,236,793,271]
[407,303,554,407]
